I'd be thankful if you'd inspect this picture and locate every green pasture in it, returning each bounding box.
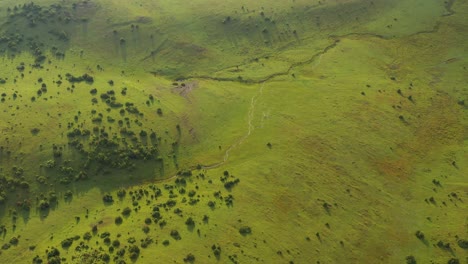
[0,0,466,263]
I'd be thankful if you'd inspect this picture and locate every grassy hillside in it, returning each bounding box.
[0,0,466,263]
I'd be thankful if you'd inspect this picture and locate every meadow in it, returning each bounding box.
[0,0,466,263]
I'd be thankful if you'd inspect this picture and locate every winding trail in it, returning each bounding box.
[153,82,265,182]
[152,0,458,182]
[202,82,265,169]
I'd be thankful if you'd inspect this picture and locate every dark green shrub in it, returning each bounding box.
[102,194,113,203]
[116,248,125,257]
[47,247,60,259]
[458,239,468,249]
[239,226,252,235]
[100,253,110,262]
[83,232,92,240]
[9,237,19,245]
[183,253,195,263]
[212,244,221,257]
[122,207,131,216]
[117,189,126,198]
[170,230,181,240]
[38,200,49,210]
[128,245,140,260]
[100,232,110,239]
[405,256,416,264]
[415,231,424,240]
[112,240,120,247]
[185,217,195,227]
[61,238,73,248]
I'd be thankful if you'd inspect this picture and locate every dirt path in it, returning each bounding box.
[152,82,265,182]
[155,47,327,181]
[202,82,265,169]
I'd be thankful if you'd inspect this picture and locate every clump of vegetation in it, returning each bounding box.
[116,248,125,257]
[44,160,56,168]
[9,236,19,245]
[212,244,221,258]
[141,237,153,248]
[100,232,110,239]
[183,253,195,263]
[83,232,92,240]
[415,230,425,240]
[457,239,468,249]
[65,73,94,84]
[128,245,140,260]
[178,170,192,177]
[170,230,181,240]
[46,247,60,264]
[38,199,50,210]
[100,253,110,262]
[122,207,132,216]
[117,189,126,198]
[437,240,451,250]
[115,216,123,225]
[31,128,40,135]
[32,256,42,264]
[102,194,114,203]
[185,217,195,227]
[112,240,120,247]
[61,238,73,248]
[223,178,240,190]
[239,226,252,235]
[405,255,416,264]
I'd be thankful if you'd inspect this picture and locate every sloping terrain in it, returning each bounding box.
[0,0,466,263]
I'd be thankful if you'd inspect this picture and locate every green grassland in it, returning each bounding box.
[0,0,466,263]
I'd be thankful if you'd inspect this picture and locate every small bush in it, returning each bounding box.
[457,239,468,249]
[239,226,252,235]
[405,255,416,264]
[112,240,120,247]
[9,237,19,245]
[61,238,73,248]
[83,232,92,240]
[115,216,123,225]
[102,194,113,203]
[122,207,132,216]
[185,217,195,227]
[183,253,195,263]
[170,230,181,240]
